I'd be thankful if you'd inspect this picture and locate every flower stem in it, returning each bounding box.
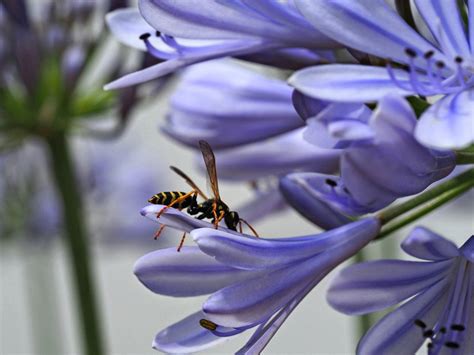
[455,151,474,165]
[376,180,473,240]
[45,133,105,355]
[353,249,372,338]
[377,168,474,224]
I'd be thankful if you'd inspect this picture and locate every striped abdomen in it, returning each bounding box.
[148,191,193,209]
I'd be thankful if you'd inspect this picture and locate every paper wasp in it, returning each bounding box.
[148,140,258,250]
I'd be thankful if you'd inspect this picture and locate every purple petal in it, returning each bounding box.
[105,39,270,89]
[134,246,260,297]
[461,235,474,263]
[327,259,453,315]
[140,205,240,234]
[357,278,450,354]
[470,0,474,54]
[139,0,338,48]
[192,218,380,270]
[211,128,340,181]
[402,226,460,261]
[106,8,157,50]
[202,219,379,328]
[153,311,229,353]
[413,0,470,60]
[279,174,352,229]
[415,89,474,150]
[163,60,303,149]
[294,0,445,66]
[282,172,375,216]
[291,90,328,120]
[289,64,414,103]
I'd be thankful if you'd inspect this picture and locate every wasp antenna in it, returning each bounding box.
[240,218,259,238]
[199,319,217,331]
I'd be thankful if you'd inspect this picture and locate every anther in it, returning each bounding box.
[139,33,151,40]
[155,30,161,37]
[423,329,434,338]
[424,50,434,59]
[200,319,217,331]
[440,326,447,333]
[414,319,427,328]
[445,341,460,349]
[427,342,433,349]
[436,60,445,68]
[343,187,351,195]
[325,179,337,187]
[455,56,463,63]
[451,324,465,331]
[405,48,417,57]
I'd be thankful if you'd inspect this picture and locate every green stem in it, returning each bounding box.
[378,168,474,224]
[45,133,105,355]
[376,180,473,240]
[353,249,372,338]
[455,151,474,165]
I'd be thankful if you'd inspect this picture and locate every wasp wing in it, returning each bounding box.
[199,140,221,201]
[169,166,208,199]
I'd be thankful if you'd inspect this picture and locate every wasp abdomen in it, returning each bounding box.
[148,191,193,209]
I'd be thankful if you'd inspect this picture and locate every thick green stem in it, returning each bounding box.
[46,134,105,355]
[456,151,474,165]
[378,168,474,224]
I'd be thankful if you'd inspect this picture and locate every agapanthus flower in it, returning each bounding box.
[137,205,381,353]
[105,0,342,89]
[280,95,455,217]
[290,0,474,150]
[327,227,474,354]
[162,59,339,181]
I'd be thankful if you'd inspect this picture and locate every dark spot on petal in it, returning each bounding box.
[451,324,465,331]
[405,48,417,57]
[424,50,434,59]
[445,341,460,349]
[423,329,434,338]
[325,179,337,187]
[414,319,426,328]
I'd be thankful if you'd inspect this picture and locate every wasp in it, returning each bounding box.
[148,140,258,250]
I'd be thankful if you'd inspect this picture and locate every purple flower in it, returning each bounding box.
[163,60,307,149]
[327,227,474,354]
[105,1,341,89]
[290,0,474,150]
[137,206,381,353]
[281,95,455,216]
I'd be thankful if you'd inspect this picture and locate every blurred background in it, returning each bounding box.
[1,1,473,355]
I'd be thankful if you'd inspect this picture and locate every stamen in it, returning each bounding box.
[423,329,434,338]
[414,319,427,328]
[444,341,460,349]
[325,179,337,187]
[138,32,176,60]
[423,50,434,59]
[451,324,465,331]
[405,48,417,57]
[139,32,151,40]
[386,59,413,91]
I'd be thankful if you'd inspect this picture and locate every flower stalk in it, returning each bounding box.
[455,151,474,165]
[45,133,105,355]
[376,168,474,240]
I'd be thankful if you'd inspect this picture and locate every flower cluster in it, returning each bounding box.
[106,1,474,353]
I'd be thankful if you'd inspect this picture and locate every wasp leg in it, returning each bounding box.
[238,220,243,233]
[211,201,219,229]
[239,218,259,238]
[157,190,197,218]
[153,224,167,240]
[177,232,187,252]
